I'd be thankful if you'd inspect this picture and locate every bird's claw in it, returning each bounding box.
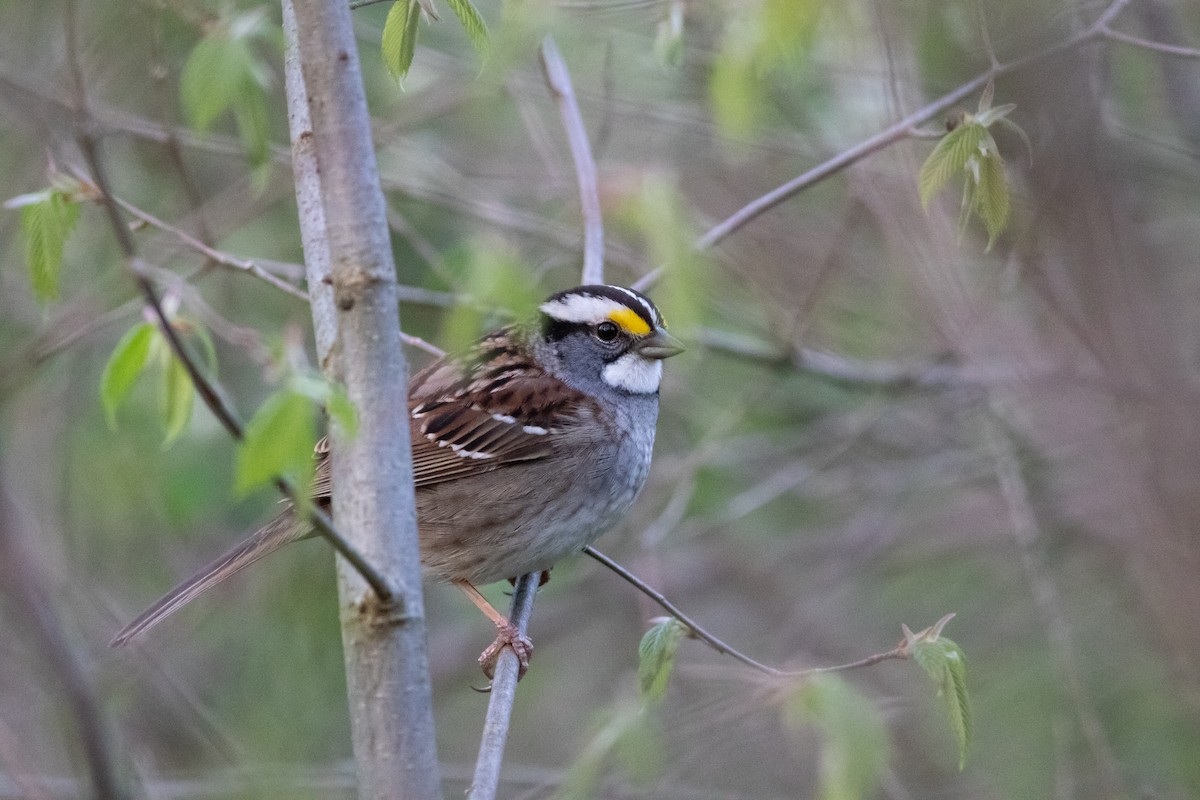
[478,622,533,682]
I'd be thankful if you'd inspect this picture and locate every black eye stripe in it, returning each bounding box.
[543,317,580,342]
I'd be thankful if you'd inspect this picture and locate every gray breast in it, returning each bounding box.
[418,396,659,585]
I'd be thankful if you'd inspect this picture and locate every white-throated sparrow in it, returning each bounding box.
[111,285,683,674]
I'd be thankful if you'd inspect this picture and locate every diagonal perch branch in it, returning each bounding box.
[688,0,1137,253]
[585,546,910,678]
[468,571,542,800]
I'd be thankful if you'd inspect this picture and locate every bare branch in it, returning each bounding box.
[1100,27,1200,59]
[540,35,605,284]
[585,546,910,679]
[112,196,311,301]
[111,197,451,357]
[973,0,1001,70]
[694,0,1135,250]
[468,572,542,800]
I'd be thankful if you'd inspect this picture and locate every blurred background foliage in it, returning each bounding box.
[2,0,1200,797]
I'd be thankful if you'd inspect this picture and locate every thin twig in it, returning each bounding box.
[468,572,542,800]
[540,35,605,284]
[112,196,311,301]
[1100,27,1200,59]
[692,0,1135,251]
[974,0,1001,69]
[584,546,908,678]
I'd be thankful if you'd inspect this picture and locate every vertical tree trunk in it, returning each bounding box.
[284,1,442,797]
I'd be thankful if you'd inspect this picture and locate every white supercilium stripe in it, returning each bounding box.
[539,294,631,325]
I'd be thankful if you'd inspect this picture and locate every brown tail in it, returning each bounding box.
[109,511,305,647]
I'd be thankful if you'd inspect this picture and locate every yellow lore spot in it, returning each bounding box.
[607,307,652,336]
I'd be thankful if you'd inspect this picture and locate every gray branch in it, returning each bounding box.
[691,0,1135,251]
[284,1,441,797]
[540,36,605,284]
[467,572,542,800]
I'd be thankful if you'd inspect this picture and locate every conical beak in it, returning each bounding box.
[635,327,686,360]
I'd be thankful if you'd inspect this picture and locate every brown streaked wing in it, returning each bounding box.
[309,329,590,497]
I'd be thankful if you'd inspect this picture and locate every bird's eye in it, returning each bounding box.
[595,321,620,342]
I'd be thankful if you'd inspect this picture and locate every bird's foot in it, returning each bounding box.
[478,621,533,682]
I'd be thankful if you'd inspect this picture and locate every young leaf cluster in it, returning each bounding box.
[918,84,1029,250]
[709,0,826,138]
[901,614,971,769]
[235,372,357,508]
[99,317,212,445]
[4,185,82,303]
[380,0,488,83]
[180,8,279,166]
[637,616,687,706]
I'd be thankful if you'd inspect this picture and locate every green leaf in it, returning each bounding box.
[974,102,1015,128]
[971,141,1009,250]
[382,0,422,83]
[161,350,195,445]
[189,320,220,373]
[911,637,972,769]
[761,0,824,63]
[290,372,359,439]
[180,35,248,131]
[918,94,1021,249]
[709,50,759,140]
[180,14,274,165]
[233,92,270,167]
[918,122,985,209]
[438,238,541,352]
[235,389,318,497]
[783,674,889,800]
[910,635,947,681]
[99,322,157,427]
[443,0,488,56]
[19,189,80,302]
[637,617,686,705]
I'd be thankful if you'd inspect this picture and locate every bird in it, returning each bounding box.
[110,284,684,676]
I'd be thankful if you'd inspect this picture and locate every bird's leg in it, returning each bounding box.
[453,579,533,680]
[508,569,552,588]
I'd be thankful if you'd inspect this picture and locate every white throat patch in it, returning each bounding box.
[603,353,662,394]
